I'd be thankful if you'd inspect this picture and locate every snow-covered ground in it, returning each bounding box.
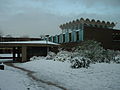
[1,40,120,90]
[0,65,40,90]
[0,54,13,62]
[0,52,120,90]
[0,54,12,57]
[0,64,63,90]
[15,59,120,90]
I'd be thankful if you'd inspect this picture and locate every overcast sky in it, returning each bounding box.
[0,0,120,37]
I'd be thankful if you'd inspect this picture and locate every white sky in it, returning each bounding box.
[0,0,120,37]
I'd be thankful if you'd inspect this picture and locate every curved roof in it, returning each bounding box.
[59,18,116,29]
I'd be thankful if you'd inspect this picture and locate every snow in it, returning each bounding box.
[0,52,120,90]
[15,59,120,90]
[0,59,12,62]
[1,40,120,89]
[0,65,40,90]
[0,54,12,57]
[0,40,59,45]
[0,54,13,62]
[0,64,62,90]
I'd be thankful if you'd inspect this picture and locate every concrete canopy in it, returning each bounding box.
[0,41,59,62]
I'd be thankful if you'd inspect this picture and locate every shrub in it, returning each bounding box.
[54,51,72,62]
[74,40,105,63]
[45,52,56,60]
[72,40,120,65]
[53,40,120,69]
[30,56,44,61]
[71,56,90,69]
[114,55,120,64]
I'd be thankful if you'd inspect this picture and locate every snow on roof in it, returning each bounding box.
[0,40,59,45]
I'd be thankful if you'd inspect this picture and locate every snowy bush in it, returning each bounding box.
[54,51,72,62]
[45,51,56,60]
[71,56,90,69]
[30,56,38,61]
[71,40,120,66]
[114,56,120,64]
[30,56,45,61]
[52,40,120,68]
[100,49,116,63]
[30,40,120,69]
[74,40,105,63]
[114,51,120,64]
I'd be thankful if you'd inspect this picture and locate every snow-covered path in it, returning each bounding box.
[0,64,40,90]
[6,63,66,90]
[0,63,64,90]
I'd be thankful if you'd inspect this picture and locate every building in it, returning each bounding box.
[48,18,120,50]
[0,37,42,53]
[0,41,59,62]
[1,18,120,62]
[0,37,42,42]
[0,36,59,62]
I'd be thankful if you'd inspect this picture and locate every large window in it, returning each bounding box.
[76,31,79,41]
[58,35,59,43]
[100,25,103,28]
[69,33,72,42]
[79,24,83,29]
[63,34,65,43]
[75,25,79,30]
[95,24,98,27]
[90,24,93,27]
[53,36,56,42]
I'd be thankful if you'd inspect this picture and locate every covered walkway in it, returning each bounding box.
[0,41,59,62]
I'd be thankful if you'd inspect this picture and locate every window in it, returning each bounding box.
[75,25,79,30]
[79,24,82,29]
[90,24,93,27]
[53,36,56,42]
[104,25,107,28]
[100,25,103,28]
[76,31,79,41]
[63,34,65,43]
[48,37,51,41]
[95,25,98,27]
[58,35,59,43]
[69,33,72,42]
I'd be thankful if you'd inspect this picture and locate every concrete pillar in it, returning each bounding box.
[17,47,21,62]
[13,47,16,61]
[22,46,27,62]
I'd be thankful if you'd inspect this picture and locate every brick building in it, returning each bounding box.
[48,18,120,50]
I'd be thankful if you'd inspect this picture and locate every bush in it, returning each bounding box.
[74,40,105,63]
[45,52,56,60]
[71,57,90,69]
[71,40,120,68]
[54,51,72,62]
[114,54,120,64]
[42,40,120,69]
[30,56,45,61]
[52,40,120,69]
